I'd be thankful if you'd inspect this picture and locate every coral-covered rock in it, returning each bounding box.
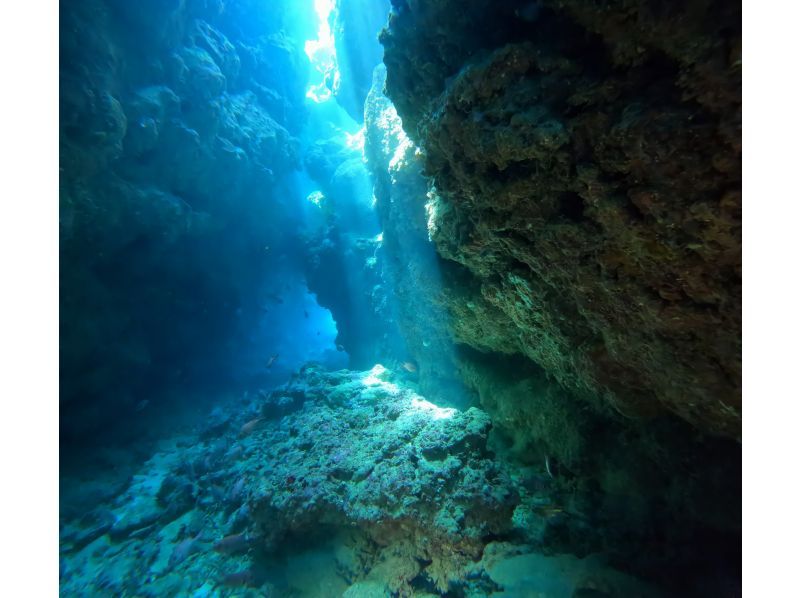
[188,20,241,83]
[364,64,470,408]
[300,131,403,366]
[245,365,518,590]
[60,363,737,595]
[60,0,307,444]
[380,0,741,439]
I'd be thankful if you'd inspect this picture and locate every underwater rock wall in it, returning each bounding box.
[361,2,741,589]
[364,64,470,407]
[301,218,396,368]
[380,0,741,440]
[60,0,309,442]
[300,129,405,368]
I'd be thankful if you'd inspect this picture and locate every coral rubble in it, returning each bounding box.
[60,365,667,596]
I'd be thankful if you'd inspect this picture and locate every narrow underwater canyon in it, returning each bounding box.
[59,0,741,596]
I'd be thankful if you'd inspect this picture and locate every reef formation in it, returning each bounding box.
[60,365,665,596]
[361,56,740,595]
[59,0,742,595]
[60,0,310,443]
[379,0,741,440]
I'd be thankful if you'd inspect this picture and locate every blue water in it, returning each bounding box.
[59,1,740,596]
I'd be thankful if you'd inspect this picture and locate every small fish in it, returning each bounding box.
[401,361,418,373]
[169,531,203,567]
[266,354,279,369]
[134,399,149,412]
[239,417,262,438]
[229,477,246,502]
[532,504,565,519]
[303,310,309,318]
[220,569,255,588]
[213,532,251,555]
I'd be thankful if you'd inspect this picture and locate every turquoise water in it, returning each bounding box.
[59,1,741,596]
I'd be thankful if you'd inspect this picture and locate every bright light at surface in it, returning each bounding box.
[411,397,456,421]
[305,0,339,103]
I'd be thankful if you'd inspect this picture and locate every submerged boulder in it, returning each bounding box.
[247,366,519,568]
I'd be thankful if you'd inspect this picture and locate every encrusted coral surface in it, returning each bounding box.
[364,64,470,407]
[61,365,662,596]
[362,62,740,589]
[60,0,308,442]
[248,365,519,589]
[380,0,741,438]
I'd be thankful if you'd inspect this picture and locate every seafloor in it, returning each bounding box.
[61,365,666,597]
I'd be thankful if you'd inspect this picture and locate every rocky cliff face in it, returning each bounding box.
[363,59,740,591]
[379,0,741,440]
[364,64,471,407]
[60,0,309,442]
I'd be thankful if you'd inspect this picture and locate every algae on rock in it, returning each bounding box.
[380,0,741,440]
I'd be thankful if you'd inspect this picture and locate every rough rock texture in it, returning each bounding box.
[363,6,741,592]
[364,64,470,407]
[302,220,398,367]
[300,132,405,368]
[60,0,308,443]
[248,365,519,592]
[380,0,741,439]
[61,364,668,596]
[364,52,740,524]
